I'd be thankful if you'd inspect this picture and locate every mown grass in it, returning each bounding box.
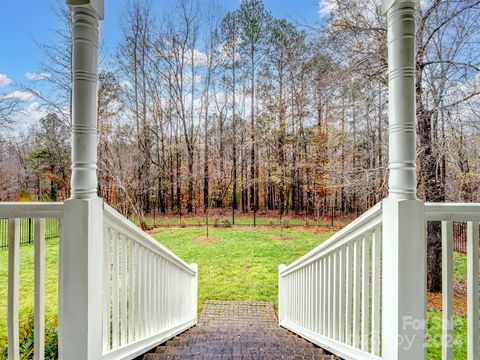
[0,237,59,352]
[427,311,472,360]
[151,227,331,310]
[0,227,476,360]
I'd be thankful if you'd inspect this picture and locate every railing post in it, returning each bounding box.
[60,198,104,359]
[278,264,286,324]
[59,1,104,359]
[382,1,426,359]
[382,199,425,359]
[191,263,199,323]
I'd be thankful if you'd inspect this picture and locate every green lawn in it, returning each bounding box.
[152,227,331,310]
[0,237,59,352]
[0,227,476,360]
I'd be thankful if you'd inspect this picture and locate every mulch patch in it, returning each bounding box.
[427,283,469,316]
[270,235,293,241]
[194,236,220,243]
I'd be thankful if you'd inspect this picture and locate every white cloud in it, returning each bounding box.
[319,0,335,14]
[13,102,49,128]
[0,73,12,87]
[25,72,51,81]
[192,49,208,66]
[4,90,36,102]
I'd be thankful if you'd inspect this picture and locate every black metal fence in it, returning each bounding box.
[451,222,480,254]
[453,222,468,254]
[0,218,60,249]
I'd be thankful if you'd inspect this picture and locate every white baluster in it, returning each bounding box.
[467,221,479,360]
[128,240,135,342]
[362,234,371,351]
[315,260,321,334]
[339,246,346,343]
[353,237,361,348]
[8,218,20,359]
[154,256,159,327]
[371,226,382,355]
[314,261,319,333]
[322,257,327,336]
[102,227,111,351]
[141,247,147,338]
[112,232,119,348]
[34,219,45,360]
[120,235,127,346]
[333,252,339,340]
[345,242,353,346]
[160,259,165,330]
[306,264,313,330]
[326,255,332,337]
[278,265,286,324]
[134,243,141,339]
[442,221,454,360]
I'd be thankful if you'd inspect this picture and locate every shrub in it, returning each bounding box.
[163,217,171,227]
[221,218,232,228]
[179,218,186,228]
[1,315,58,360]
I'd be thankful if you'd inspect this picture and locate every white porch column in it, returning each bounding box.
[69,0,103,199]
[59,1,104,359]
[382,1,426,360]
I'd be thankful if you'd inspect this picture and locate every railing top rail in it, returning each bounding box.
[281,202,382,276]
[0,202,64,218]
[425,202,480,221]
[103,202,196,276]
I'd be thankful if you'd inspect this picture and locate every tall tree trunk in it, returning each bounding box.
[250,47,256,214]
[417,65,445,293]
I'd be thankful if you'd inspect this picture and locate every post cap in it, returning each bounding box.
[382,0,416,15]
[67,0,104,20]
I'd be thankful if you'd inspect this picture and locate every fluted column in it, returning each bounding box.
[69,0,103,199]
[382,1,426,360]
[385,0,417,200]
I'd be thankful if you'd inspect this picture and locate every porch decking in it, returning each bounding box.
[143,301,337,359]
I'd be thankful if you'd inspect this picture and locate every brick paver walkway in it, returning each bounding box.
[143,300,338,359]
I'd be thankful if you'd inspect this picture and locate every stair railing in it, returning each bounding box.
[1,200,197,360]
[280,201,480,360]
[279,202,383,360]
[101,203,198,360]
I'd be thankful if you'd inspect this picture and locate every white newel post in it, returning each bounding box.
[278,264,286,324]
[191,263,199,323]
[59,1,104,359]
[382,1,426,360]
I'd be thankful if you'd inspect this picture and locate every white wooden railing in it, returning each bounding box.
[101,203,198,359]
[1,201,197,360]
[279,203,383,360]
[425,203,479,360]
[0,202,64,360]
[280,201,480,360]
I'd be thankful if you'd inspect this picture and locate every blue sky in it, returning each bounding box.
[0,0,321,84]
[0,0,321,129]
